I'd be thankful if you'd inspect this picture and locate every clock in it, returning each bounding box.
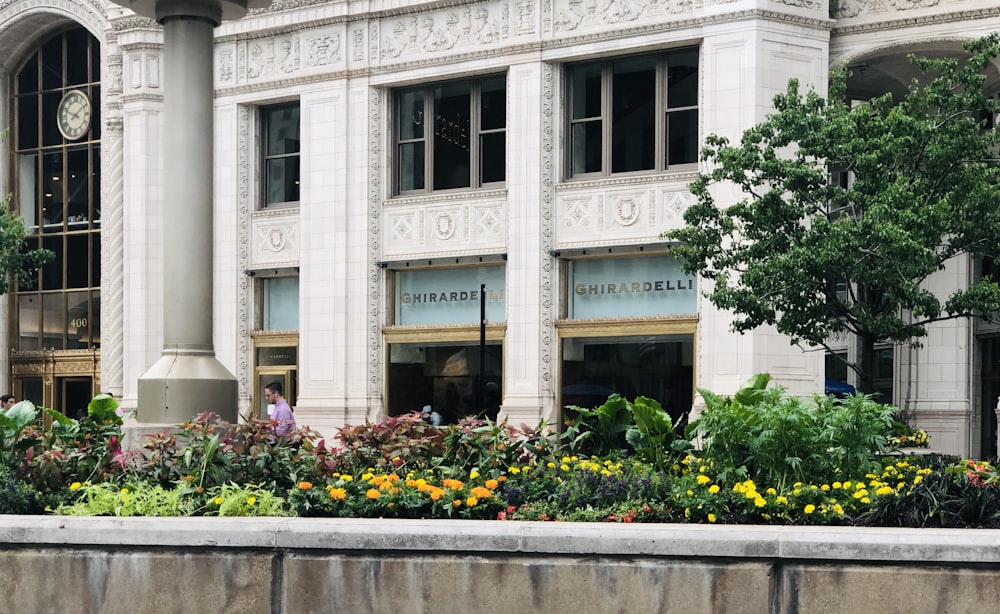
[56,89,92,141]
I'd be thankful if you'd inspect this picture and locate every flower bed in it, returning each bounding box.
[3,379,999,527]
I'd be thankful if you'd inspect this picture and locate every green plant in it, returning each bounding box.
[694,374,894,489]
[563,395,631,456]
[54,481,201,517]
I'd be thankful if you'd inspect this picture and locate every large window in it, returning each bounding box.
[395,75,506,193]
[568,48,698,177]
[14,28,101,351]
[262,103,300,208]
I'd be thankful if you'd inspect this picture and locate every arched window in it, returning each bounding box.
[13,27,101,351]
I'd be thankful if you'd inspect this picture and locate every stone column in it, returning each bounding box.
[112,0,270,427]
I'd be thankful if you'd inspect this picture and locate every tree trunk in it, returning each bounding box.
[857,334,877,396]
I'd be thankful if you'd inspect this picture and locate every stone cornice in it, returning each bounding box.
[386,188,507,207]
[110,15,159,31]
[832,6,1000,36]
[557,171,700,192]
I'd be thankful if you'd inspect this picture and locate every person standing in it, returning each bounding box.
[1,394,14,410]
[264,381,296,437]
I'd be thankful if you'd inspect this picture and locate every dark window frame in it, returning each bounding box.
[261,102,301,209]
[393,74,507,195]
[566,47,699,179]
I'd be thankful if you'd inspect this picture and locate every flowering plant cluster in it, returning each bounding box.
[0,377,996,528]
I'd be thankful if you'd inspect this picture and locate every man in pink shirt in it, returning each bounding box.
[264,381,296,437]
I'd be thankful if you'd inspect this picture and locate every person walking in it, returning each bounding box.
[264,381,296,437]
[1,394,15,410]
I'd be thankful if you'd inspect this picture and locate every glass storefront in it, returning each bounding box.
[386,265,505,423]
[560,255,697,423]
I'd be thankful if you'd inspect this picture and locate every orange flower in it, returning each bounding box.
[329,488,347,500]
[466,496,478,507]
[484,479,499,490]
[366,488,380,500]
[428,487,445,501]
[442,478,465,490]
[470,486,493,499]
[453,499,462,507]
[297,481,313,491]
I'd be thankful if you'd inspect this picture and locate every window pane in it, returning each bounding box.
[18,295,39,350]
[387,342,502,423]
[41,151,63,228]
[263,277,299,330]
[257,346,297,366]
[562,335,693,423]
[398,142,425,191]
[611,59,655,173]
[17,94,38,150]
[571,63,602,120]
[18,154,38,228]
[91,292,100,346]
[20,238,39,291]
[41,36,62,91]
[668,49,699,109]
[667,108,698,165]
[91,234,101,287]
[66,29,89,86]
[92,145,101,224]
[66,290,89,349]
[42,293,65,349]
[433,83,471,190]
[397,90,424,141]
[91,85,101,140]
[480,131,505,184]
[571,120,602,174]
[265,157,300,204]
[17,52,38,94]
[41,92,61,147]
[66,147,88,224]
[480,77,506,131]
[266,106,300,155]
[66,234,88,288]
[42,236,63,290]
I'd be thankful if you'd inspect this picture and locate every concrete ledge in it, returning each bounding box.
[4,517,1000,613]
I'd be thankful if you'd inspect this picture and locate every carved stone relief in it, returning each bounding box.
[556,183,693,246]
[830,0,947,19]
[251,213,300,268]
[379,4,511,61]
[383,198,506,257]
[217,28,344,88]
[550,0,702,34]
[236,106,252,401]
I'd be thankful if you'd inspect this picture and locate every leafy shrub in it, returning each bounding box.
[693,374,894,489]
[563,395,692,468]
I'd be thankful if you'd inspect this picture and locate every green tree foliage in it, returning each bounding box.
[665,35,1000,392]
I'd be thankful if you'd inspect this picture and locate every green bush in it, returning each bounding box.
[693,374,894,489]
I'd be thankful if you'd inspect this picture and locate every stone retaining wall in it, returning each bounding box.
[2,517,999,613]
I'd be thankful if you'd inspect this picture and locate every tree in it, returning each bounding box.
[665,35,1000,394]
[0,131,53,296]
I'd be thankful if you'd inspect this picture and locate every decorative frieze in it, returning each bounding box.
[554,182,695,248]
[831,0,959,19]
[379,3,512,61]
[250,210,300,269]
[382,196,507,258]
[216,27,345,87]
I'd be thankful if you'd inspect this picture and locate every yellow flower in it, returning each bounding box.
[485,479,499,490]
[708,513,717,523]
[247,497,257,505]
[297,481,313,491]
[329,488,347,500]
[560,464,570,472]
[766,487,777,495]
[708,485,720,494]
[842,481,852,489]
[508,467,521,475]
[696,474,711,485]
[547,462,556,468]
[804,504,815,514]
[820,484,830,491]
[754,496,766,508]
[876,485,894,496]
[341,475,353,482]
[860,497,870,504]
[775,496,788,505]
[120,488,129,494]
[469,471,480,479]
[832,482,842,490]
[365,489,380,500]
[214,497,224,505]
[69,482,82,491]
[466,496,478,507]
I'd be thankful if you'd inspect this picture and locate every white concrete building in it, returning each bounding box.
[0,0,997,456]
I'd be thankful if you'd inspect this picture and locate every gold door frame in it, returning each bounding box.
[10,348,100,413]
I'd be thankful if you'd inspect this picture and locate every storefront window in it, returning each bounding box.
[387,341,502,423]
[562,335,693,422]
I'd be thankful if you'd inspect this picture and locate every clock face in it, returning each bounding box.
[57,90,92,141]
